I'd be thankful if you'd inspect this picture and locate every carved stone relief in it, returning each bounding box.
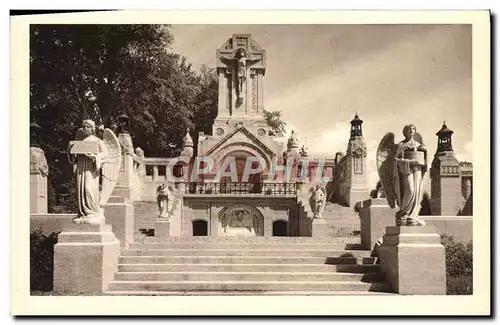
[219,205,264,236]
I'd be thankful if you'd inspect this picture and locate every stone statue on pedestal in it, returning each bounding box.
[156,184,174,219]
[377,124,427,226]
[67,119,121,225]
[309,185,327,219]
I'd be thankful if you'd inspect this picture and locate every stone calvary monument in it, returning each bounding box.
[29,33,473,295]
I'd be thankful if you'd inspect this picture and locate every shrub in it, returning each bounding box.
[30,229,59,292]
[441,234,473,295]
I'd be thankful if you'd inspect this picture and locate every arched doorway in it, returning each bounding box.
[272,220,288,236]
[192,219,208,236]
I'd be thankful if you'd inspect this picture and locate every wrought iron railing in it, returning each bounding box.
[184,182,298,196]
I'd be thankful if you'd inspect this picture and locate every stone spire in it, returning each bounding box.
[181,128,194,158]
[287,130,300,150]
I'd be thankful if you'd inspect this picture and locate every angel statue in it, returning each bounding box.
[309,185,327,219]
[67,119,121,225]
[220,48,262,100]
[377,124,428,226]
[156,184,174,219]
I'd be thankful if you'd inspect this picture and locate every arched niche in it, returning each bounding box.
[218,205,264,236]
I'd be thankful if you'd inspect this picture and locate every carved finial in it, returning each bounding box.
[183,128,193,148]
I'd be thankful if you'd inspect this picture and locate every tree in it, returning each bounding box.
[263,109,286,136]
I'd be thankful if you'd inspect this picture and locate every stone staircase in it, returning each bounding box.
[321,203,361,237]
[105,236,393,295]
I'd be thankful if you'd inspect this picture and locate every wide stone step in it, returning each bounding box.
[113,271,382,282]
[121,248,371,258]
[107,280,391,292]
[118,255,377,265]
[117,263,380,273]
[132,236,361,244]
[104,290,395,296]
[128,242,364,250]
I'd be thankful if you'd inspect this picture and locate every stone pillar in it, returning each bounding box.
[311,218,329,237]
[210,206,218,236]
[155,218,171,238]
[30,147,48,214]
[263,206,272,236]
[54,223,121,294]
[348,151,370,209]
[102,196,135,249]
[430,153,464,215]
[360,198,395,250]
[113,132,141,201]
[379,226,446,295]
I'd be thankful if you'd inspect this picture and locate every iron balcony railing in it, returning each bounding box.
[184,182,298,196]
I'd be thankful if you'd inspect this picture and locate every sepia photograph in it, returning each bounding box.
[10,10,491,316]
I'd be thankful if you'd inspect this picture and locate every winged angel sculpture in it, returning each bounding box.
[376,124,427,226]
[309,185,327,219]
[67,119,121,225]
[156,183,175,219]
[220,48,262,100]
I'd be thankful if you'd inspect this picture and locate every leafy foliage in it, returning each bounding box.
[441,234,473,295]
[299,145,308,157]
[30,25,218,211]
[263,109,286,136]
[30,230,59,292]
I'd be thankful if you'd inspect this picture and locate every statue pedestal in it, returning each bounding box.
[155,218,171,238]
[360,198,395,250]
[379,226,446,295]
[102,196,135,249]
[311,218,329,238]
[54,223,120,294]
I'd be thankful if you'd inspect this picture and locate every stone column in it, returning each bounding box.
[360,198,395,250]
[54,223,121,294]
[30,147,48,214]
[379,226,446,295]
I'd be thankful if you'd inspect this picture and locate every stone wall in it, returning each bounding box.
[421,216,473,243]
[30,214,75,234]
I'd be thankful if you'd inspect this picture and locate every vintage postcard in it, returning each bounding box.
[11,10,490,316]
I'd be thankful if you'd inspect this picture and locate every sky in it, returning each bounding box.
[168,24,472,190]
